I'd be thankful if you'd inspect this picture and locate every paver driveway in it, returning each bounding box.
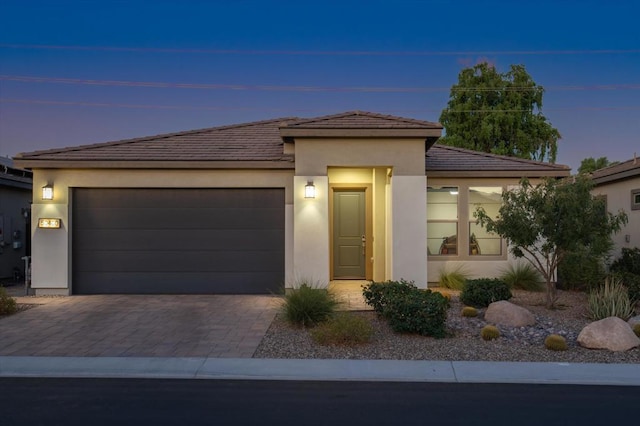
[0,295,282,358]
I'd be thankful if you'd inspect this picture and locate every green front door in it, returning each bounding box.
[333,190,366,279]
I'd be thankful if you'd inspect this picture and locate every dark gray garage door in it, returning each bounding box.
[72,188,284,294]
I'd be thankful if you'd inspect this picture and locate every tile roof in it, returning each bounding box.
[280,110,442,129]
[13,111,568,178]
[426,144,570,173]
[15,117,298,163]
[592,155,640,184]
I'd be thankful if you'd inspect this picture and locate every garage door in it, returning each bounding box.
[72,188,284,294]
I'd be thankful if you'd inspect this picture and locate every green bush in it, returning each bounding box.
[587,277,635,321]
[0,287,17,316]
[481,325,500,341]
[461,306,478,317]
[500,262,544,292]
[362,279,419,313]
[557,246,608,291]
[544,334,568,351]
[310,312,374,345]
[460,278,512,308]
[282,283,339,327]
[613,271,640,304]
[362,280,450,338]
[633,324,640,338]
[438,266,469,290]
[610,247,640,275]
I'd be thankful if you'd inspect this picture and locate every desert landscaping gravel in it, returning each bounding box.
[254,290,640,363]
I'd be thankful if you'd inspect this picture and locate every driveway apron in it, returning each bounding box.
[0,295,282,358]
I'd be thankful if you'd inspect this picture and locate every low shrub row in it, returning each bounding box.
[362,280,449,338]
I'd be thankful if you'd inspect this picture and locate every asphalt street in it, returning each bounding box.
[1,378,638,426]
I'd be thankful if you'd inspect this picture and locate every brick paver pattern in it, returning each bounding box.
[0,295,281,358]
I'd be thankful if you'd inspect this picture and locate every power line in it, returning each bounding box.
[3,98,639,113]
[2,75,639,93]
[1,44,640,56]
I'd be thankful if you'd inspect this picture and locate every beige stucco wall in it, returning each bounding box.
[30,168,294,294]
[294,138,426,176]
[593,176,640,258]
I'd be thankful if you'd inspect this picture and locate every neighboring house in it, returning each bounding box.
[13,111,569,295]
[0,157,32,281]
[591,155,640,259]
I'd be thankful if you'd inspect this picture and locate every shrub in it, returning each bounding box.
[557,245,608,291]
[310,312,374,346]
[632,324,640,338]
[0,287,17,316]
[587,277,635,321]
[613,271,640,304]
[362,279,418,313]
[438,265,469,290]
[362,280,450,338]
[461,306,478,317]
[282,282,339,327]
[610,247,640,275]
[544,334,568,351]
[481,325,500,341]
[500,262,544,292]
[460,278,512,308]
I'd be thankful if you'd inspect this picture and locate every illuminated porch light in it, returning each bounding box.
[42,184,54,200]
[305,181,316,198]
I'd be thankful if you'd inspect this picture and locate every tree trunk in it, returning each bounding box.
[545,278,557,309]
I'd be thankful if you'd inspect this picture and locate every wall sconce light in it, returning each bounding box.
[305,181,316,199]
[42,184,54,200]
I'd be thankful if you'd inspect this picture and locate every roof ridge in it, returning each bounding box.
[431,144,570,170]
[283,110,441,127]
[15,116,299,158]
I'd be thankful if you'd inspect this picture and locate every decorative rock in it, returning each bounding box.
[628,315,640,328]
[578,316,640,352]
[484,301,536,327]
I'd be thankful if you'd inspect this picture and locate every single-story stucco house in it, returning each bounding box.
[592,155,640,258]
[13,111,570,295]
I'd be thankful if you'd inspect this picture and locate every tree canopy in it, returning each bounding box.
[577,156,617,175]
[475,175,627,308]
[439,63,561,163]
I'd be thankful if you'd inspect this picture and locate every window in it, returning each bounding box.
[427,183,506,259]
[632,189,640,211]
[427,187,458,255]
[468,187,502,256]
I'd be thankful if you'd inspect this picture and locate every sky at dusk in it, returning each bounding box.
[1,0,639,172]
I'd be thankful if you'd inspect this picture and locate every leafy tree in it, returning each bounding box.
[578,156,616,174]
[475,176,627,309]
[439,63,561,163]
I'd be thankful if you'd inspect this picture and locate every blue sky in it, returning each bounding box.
[1,0,639,171]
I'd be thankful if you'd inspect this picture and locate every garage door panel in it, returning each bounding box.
[73,271,284,294]
[75,229,284,251]
[72,188,285,294]
[77,250,284,272]
[74,188,283,209]
[74,207,284,230]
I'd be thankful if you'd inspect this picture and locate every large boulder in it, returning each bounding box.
[484,301,536,327]
[578,317,640,352]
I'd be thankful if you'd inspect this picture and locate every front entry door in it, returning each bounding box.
[333,190,366,279]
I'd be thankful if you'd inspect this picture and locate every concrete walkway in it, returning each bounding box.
[0,295,281,358]
[1,357,639,386]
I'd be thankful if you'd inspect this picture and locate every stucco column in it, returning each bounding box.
[292,176,330,287]
[390,175,428,288]
[30,203,69,294]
